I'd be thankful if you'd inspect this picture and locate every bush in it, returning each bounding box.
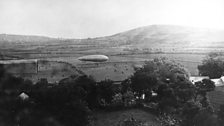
[123,90,136,107]
[118,116,145,126]
[157,113,180,126]
[111,93,123,106]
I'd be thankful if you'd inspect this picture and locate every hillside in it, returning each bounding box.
[108,25,224,48]
[67,25,224,49]
[0,34,61,43]
[1,25,224,50]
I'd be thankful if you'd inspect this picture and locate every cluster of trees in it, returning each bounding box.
[0,64,134,126]
[1,55,224,126]
[198,52,224,78]
[124,58,219,126]
[0,65,93,126]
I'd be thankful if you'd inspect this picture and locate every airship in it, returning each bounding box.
[78,55,109,62]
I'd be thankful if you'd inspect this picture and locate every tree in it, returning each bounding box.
[181,101,202,125]
[0,72,94,126]
[195,79,215,98]
[198,53,224,78]
[131,58,192,102]
[195,79,215,93]
[129,57,200,116]
[0,64,5,79]
[195,79,215,108]
[0,71,62,126]
[30,75,92,126]
[156,80,197,113]
[74,75,98,109]
[97,79,116,105]
[121,78,132,94]
[130,69,157,98]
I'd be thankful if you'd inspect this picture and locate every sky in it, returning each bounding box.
[0,0,224,38]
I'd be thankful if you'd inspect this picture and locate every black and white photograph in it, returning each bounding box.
[0,0,224,126]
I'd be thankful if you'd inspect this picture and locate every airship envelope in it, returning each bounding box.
[78,55,109,62]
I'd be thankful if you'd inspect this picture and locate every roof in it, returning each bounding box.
[211,78,224,87]
[190,76,224,87]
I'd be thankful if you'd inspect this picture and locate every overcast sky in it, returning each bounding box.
[0,0,224,38]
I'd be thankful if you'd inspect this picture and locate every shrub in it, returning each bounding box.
[118,116,144,126]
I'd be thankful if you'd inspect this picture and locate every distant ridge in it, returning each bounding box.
[1,25,224,48]
[106,25,224,47]
[0,34,60,43]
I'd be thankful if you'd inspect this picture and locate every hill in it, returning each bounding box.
[68,25,224,49]
[109,25,224,47]
[1,25,224,50]
[0,34,61,43]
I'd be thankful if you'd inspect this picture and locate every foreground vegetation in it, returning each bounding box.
[1,57,224,126]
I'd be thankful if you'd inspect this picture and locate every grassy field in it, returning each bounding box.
[8,60,83,83]
[114,53,205,76]
[208,91,224,110]
[92,109,161,126]
[1,51,206,82]
[40,53,205,81]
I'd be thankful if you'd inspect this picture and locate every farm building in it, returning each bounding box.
[190,75,224,87]
[211,76,224,87]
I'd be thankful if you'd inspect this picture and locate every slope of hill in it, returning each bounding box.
[1,25,224,52]
[0,34,60,43]
[107,25,224,48]
[68,25,224,48]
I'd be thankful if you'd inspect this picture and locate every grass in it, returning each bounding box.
[92,108,160,126]
[207,89,224,111]
[2,53,205,82]
[38,53,205,82]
